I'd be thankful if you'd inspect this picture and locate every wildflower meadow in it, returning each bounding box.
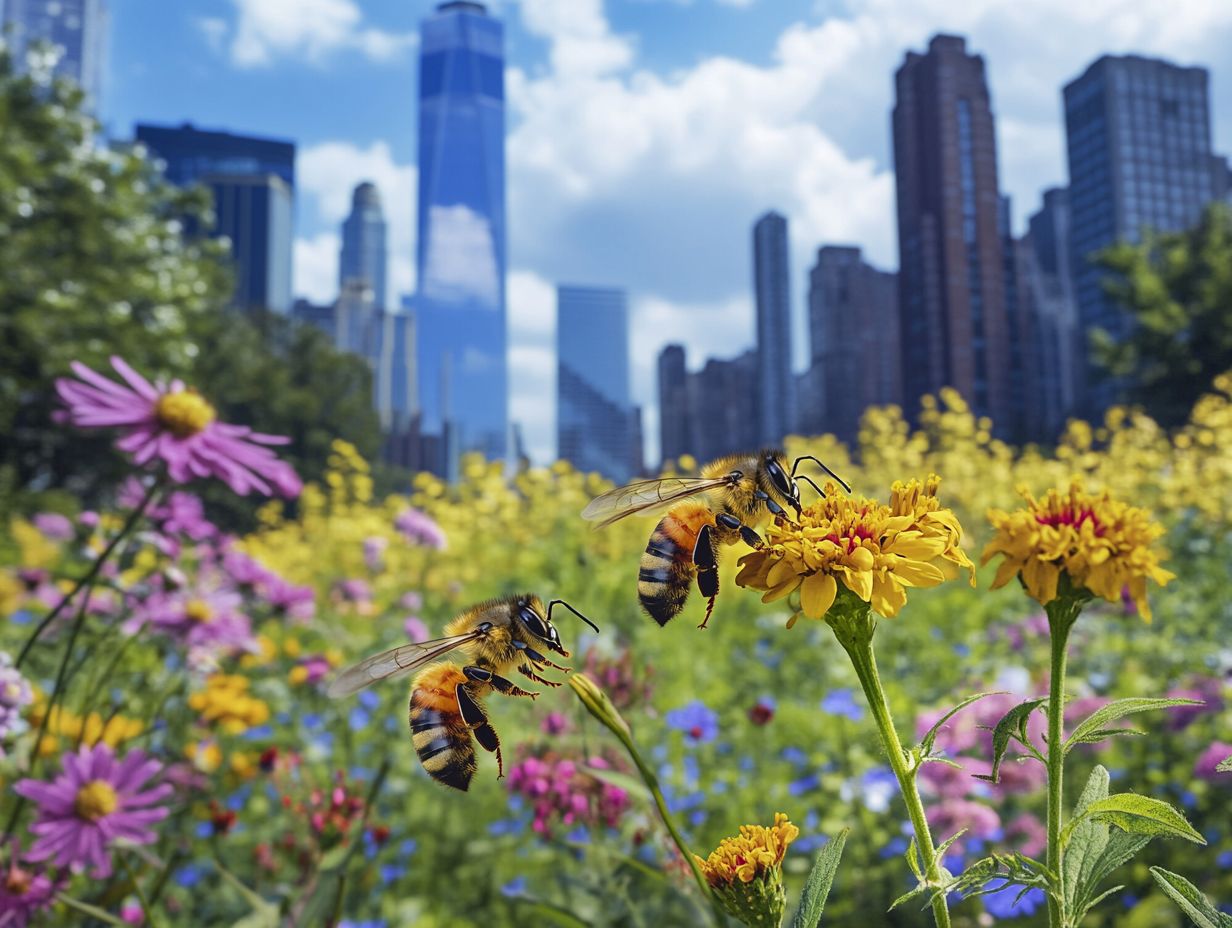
[2,353,1231,927]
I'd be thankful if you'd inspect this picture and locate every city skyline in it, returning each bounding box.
[45,1,1232,464]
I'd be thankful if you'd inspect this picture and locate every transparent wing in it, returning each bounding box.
[326,632,481,698]
[581,475,732,529]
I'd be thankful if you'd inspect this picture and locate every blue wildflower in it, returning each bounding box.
[820,689,864,721]
[780,746,808,766]
[358,690,381,710]
[665,701,718,744]
[349,707,370,731]
[501,877,529,898]
[789,774,821,796]
[982,882,1045,918]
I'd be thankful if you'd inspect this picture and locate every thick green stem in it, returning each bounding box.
[1045,605,1077,928]
[835,620,952,928]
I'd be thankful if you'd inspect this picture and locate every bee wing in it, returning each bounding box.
[326,632,481,698]
[581,475,733,529]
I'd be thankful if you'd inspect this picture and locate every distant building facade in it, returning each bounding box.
[752,212,794,444]
[657,344,690,466]
[415,1,507,476]
[136,123,295,314]
[893,34,1012,433]
[2,0,107,106]
[805,246,901,445]
[655,345,759,468]
[1063,54,1224,414]
[556,286,637,482]
[340,182,389,311]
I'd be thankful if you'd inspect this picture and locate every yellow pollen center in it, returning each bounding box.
[74,780,118,821]
[184,599,214,624]
[154,390,216,438]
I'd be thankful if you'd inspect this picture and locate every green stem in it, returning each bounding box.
[119,854,161,928]
[15,479,162,669]
[1045,604,1077,928]
[838,628,952,928]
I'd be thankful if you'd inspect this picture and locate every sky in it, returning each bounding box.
[100,0,1232,466]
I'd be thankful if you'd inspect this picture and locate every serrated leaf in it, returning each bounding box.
[1063,765,1112,909]
[935,829,967,860]
[904,835,923,880]
[918,692,1006,756]
[1217,755,1232,773]
[1064,794,1206,847]
[1065,698,1201,752]
[789,828,848,928]
[889,883,928,912]
[1150,867,1232,928]
[975,697,1047,784]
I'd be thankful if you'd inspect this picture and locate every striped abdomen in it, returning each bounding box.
[409,664,477,791]
[638,501,712,626]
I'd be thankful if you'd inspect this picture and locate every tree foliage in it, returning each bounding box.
[1093,204,1232,426]
[0,46,386,524]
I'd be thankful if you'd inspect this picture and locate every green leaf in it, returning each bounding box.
[918,692,1006,757]
[1064,793,1206,847]
[213,863,279,928]
[1064,697,1202,751]
[1150,868,1232,928]
[974,697,1047,784]
[1063,766,1112,909]
[1217,755,1232,773]
[790,828,849,928]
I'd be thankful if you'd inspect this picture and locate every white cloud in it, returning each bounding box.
[195,17,228,54]
[518,0,634,78]
[293,232,340,304]
[296,141,417,304]
[224,0,416,68]
[421,206,501,306]
[508,270,557,463]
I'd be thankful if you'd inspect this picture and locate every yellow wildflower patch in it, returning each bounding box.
[188,674,271,734]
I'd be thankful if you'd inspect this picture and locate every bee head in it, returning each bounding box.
[760,451,802,519]
[515,596,600,657]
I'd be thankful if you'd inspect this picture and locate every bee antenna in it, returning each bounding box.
[547,599,600,634]
[791,455,851,493]
[796,473,826,499]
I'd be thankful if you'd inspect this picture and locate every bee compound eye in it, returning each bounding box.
[520,606,548,638]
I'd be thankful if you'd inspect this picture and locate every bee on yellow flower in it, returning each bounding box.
[694,813,800,927]
[188,675,271,734]
[982,483,1175,620]
[735,476,972,624]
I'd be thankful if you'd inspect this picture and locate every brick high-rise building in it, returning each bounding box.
[805,246,900,445]
[893,34,1011,432]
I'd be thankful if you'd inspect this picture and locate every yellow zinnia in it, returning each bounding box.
[982,483,1175,620]
[188,674,271,734]
[694,813,799,927]
[735,476,970,623]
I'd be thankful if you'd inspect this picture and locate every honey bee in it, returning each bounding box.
[327,595,598,791]
[582,451,847,628]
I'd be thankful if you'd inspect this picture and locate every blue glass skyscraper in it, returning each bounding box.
[2,0,107,107]
[753,212,795,444]
[415,1,507,476]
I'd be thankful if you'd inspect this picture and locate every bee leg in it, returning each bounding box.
[455,684,505,779]
[466,666,539,699]
[717,510,764,548]
[514,640,570,675]
[692,524,720,629]
[519,663,562,687]
[754,490,794,527]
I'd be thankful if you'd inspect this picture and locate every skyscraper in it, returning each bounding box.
[205,174,293,313]
[805,246,900,445]
[2,0,107,106]
[373,309,416,433]
[752,212,794,444]
[893,34,1011,431]
[340,182,388,310]
[136,123,295,314]
[657,344,690,467]
[415,1,507,476]
[556,286,636,482]
[1063,54,1223,414]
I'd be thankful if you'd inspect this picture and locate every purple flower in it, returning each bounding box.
[1165,679,1223,731]
[394,508,446,549]
[0,654,34,753]
[362,536,388,572]
[665,701,718,744]
[403,617,430,642]
[55,356,301,498]
[541,712,569,736]
[1195,742,1232,782]
[335,578,372,606]
[128,582,254,657]
[262,577,316,621]
[0,853,58,927]
[31,513,74,542]
[14,744,172,878]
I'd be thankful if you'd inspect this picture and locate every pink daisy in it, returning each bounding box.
[14,744,171,878]
[55,356,301,498]
[127,581,255,656]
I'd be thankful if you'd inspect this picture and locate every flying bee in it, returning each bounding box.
[582,450,848,628]
[327,595,598,791]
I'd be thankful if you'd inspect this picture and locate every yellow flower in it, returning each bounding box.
[188,675,271,734]
[31,703,144,755]
[693,814,799,927]
[982,483,1175,620]
[735,476,970,622]
[187,739,222,773]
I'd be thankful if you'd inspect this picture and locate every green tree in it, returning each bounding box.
[1093,204,1232,426]
[0,47,387,525]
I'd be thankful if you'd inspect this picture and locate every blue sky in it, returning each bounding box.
[100,0,1232,464]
